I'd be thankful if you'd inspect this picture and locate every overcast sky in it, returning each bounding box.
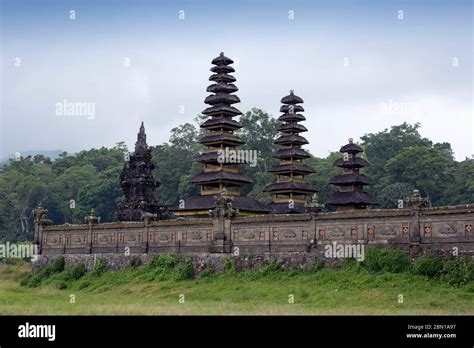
[1,0,472,161]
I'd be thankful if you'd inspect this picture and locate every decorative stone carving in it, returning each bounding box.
[439,223,457,235]
[191,232,203,241]
[33,203,52,227]
[466,224,473,233]
[209,190,238,219]
[424,225,432,235]
[84,209,100,224]
[379,225,397,236]
[241,231,256,240]
[367,226,375,237]
[402,226,409,236]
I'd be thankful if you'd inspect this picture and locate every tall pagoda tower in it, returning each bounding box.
[172,52,270,216]
[118,122,167,221]
[326,138,377,211]
[264,90,317,213]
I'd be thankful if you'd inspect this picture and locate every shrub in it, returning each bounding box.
[92,258,108,276]
[412,253,443,277]
[258,260,283,276]
[129,257,142,269]
[175,259,193,280]
[340,258,360,270]
[148,254,194,280]
[200,268,216,279]
[223,259,237,273]
[149,254,179,270]
[51,257,65,273]
[304,260,325,274]
[441,257,474,286]
[55,280,67,290]
[362,247,410,273]
[59,263,86,281]
[21,257,66,287]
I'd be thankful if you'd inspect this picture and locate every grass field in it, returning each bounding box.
[0,259,473,315]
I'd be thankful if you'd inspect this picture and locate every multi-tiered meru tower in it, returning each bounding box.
[172,53,270,216]
[118,122,168,221]
[264,91,317,213]
[326,138,377,211]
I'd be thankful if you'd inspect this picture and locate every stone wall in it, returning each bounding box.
[33,201,474,271]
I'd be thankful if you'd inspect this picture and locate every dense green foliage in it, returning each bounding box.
[18,251,474,293]
[1,110,473,242]
[362,247,411,273]
[412,252,444,277]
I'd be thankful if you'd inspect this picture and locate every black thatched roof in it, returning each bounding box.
[333,157,369,168]
[280,104,304,113]
[281,91,304,105]
[200,118,242,130]
[274,134,309,145]
[207,83,238,94]
[190,171,252,184]
[268,163,315,174]
[274,147,311,159]
[204,93,240,105]
[209,73,236,83]
[278,113,306,122]
[211,52,233,66]
[202,105,242,116]
[170,195,271,213]
[264,181,317,193]
[210,65,235,74]
[199,134,244,145]
[277,123,308,133]
[195,152,220,163]
[268,202,307,214]
[329,173,372,185]
[340,142,363,154]
[326,191,378,205]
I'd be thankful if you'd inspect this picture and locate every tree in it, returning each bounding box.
[237,108,279,196]
[384,146,454,206]
[153,123,203,205]
[377,182,415,209]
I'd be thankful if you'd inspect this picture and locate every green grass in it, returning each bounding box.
[0,259,473,315]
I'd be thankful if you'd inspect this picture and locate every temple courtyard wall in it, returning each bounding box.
[33,204,474,272]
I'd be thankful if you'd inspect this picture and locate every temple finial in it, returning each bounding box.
[348,137,353,144]
[290,89,294,95]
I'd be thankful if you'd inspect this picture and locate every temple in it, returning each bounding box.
[118,122,168,221]
[172,53,270,216]
[326,138,377,211]
[264,91,317,213]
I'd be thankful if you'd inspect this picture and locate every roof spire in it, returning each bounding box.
[326,138,377,210]
[264,90,317,214]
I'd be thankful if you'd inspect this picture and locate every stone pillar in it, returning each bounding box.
[141,212,157,253]
[32,203,52,254]
[85,209,100,254]
[305,193,323,251]
[209,192,237,253]
[406,189,427,255]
